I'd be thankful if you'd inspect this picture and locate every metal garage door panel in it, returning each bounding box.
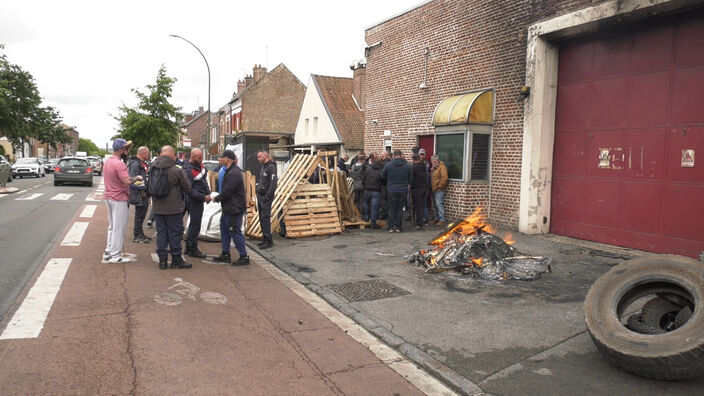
[627,71,671,127]
[552,131,587,175]
[556,82,591,131]
[558,39,593,84]
[631,23,674,73]
[670,65,704,124]
[551,176,584,223]
[587,130,624,177]
[620,181,662,233]
[623,129,666,179]
[591,77,627,129]
[667,126,704,181]
[675,16,704,66]
[662,184,704,241]
[584,179,620,227]
[593,35,630,78]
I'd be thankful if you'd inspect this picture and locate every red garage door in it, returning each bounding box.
[551,11,704,258]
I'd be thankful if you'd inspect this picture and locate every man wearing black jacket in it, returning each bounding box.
[128,146,151,243]
[256,150,277,249]
[183,148,211,258]
[362,155,383,229]
[213,150,248,265]
[411,154,429,230]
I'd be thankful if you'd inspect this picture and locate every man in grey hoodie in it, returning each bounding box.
[151,146,192,270]
[381,149,412,232]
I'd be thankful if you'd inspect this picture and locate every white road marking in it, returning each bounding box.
[85,194,100,202]
[50,193,73,200]
[15,193,43,200]
[0,258,72,340]
[60,222,89,246]
[252,254,460,396]
[17,189,28,194]
[80,205,97,218]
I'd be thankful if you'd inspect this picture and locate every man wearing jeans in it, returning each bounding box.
[213,150,249,265]
[103,138,140,263]
[430,155,448,226]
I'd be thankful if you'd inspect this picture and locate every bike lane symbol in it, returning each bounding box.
[154,277,228,306]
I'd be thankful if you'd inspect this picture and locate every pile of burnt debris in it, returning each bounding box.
[406,210,551,281]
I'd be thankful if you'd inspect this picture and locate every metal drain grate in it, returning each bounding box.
[328,279,410,302]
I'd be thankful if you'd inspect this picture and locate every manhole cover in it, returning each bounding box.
[328,279,410,302]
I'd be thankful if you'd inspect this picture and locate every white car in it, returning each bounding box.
[86,156,103,175]
[12,157,46,178]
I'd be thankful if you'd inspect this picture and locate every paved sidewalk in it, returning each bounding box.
[0,203,448,395]
[249,223,704,395]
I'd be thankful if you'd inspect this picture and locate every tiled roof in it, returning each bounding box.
[313,75,364,150]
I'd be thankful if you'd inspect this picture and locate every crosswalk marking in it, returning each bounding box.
[85,193,100,202]
[0,258,72,340]
[15,193,43,200]
[61,222,89,246]
[50,193,73,200]
[79,205,97,218]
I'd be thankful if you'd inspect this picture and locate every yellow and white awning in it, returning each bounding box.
[432,89,493,126]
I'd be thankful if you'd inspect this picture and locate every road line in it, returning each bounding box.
[79,205,97,218]
[17,189,27,194]
[15,193,43,200]
[253,255,459,396]
[51,193,73,200]
[60,222,89,246]
[0,258,72,340]
[85,194,100,202]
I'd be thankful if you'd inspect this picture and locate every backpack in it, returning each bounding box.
[147,166,171,198]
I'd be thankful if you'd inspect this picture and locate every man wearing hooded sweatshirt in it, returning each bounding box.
[381,149,412,232]
[361,154,383,229]
[151,146,192,270]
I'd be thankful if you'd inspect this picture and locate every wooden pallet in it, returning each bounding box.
[283,183,342,238]
[343,219,387,229]
[246,154,326,238]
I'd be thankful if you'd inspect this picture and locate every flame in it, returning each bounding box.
[430,207,490,245]
[503,233,515,245]
[474,257,483,267]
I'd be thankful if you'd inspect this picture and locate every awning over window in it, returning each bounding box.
[432,89,493,126]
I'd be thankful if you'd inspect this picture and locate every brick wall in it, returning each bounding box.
[241,64,306,134]
[363,0,608,228]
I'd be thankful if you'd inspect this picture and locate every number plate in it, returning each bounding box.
[67,169,80,174]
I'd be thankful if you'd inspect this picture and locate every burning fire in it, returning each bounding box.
[430,207,494,245]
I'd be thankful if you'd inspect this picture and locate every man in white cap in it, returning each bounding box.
[103,138,141,263]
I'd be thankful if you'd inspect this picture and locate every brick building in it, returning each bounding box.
[180,107,210,150]
[363,0,704,257]
[224,64,306,174]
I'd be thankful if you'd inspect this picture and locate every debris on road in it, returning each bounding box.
[406,208,551,280]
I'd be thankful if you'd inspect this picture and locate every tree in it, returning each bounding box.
[113,65,183,152]
[77,138,106,156]
[0,45,72,153]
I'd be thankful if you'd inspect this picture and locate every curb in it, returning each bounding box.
[246,240,484,396]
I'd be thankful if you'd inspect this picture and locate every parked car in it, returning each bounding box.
[47,158,61,173]
[44,158,57,173]
[0,154,12,183]
[11,157,45,178]
[54,157,93,187]
[86,156,103,175]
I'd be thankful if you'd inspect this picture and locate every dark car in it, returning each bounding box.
[54,157,93,187]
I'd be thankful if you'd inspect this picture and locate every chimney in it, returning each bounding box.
[198,106,204,114]
[237,79,246,93]
[244,74,253,87]
[253,64,267,82]
[351,60,366,110]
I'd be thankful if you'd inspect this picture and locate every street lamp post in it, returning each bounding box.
[169,34,211,157]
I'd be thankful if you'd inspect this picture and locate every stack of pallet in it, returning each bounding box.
[283,183,342,237]
[245,154,329,238]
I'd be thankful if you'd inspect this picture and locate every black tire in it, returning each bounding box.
[54,180,61,186]
[584,255,704,380]
[6,173,11,182]
[87,180,93,187]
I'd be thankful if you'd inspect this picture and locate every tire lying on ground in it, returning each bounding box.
[584,255,704,380]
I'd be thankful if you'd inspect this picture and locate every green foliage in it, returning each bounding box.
[77,138,106,156]
[113,65,183,153]
[0,45,72,151]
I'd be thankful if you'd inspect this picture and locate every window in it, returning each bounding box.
[434,127,491,182]
[436,134,465,180]
[313,117,318,136]
[304,118,309,136]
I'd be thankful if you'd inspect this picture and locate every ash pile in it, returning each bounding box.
[406,210,551,281]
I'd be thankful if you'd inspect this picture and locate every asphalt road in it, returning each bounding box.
[0,173,101,320]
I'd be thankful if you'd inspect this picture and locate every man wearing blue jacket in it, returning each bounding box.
[381,149,412,232]
[183,148,211,258]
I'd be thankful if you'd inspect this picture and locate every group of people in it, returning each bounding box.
[348,147,448,232]
[102,137,279,270]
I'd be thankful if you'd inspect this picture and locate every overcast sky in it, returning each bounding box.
[1,0,423,150]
